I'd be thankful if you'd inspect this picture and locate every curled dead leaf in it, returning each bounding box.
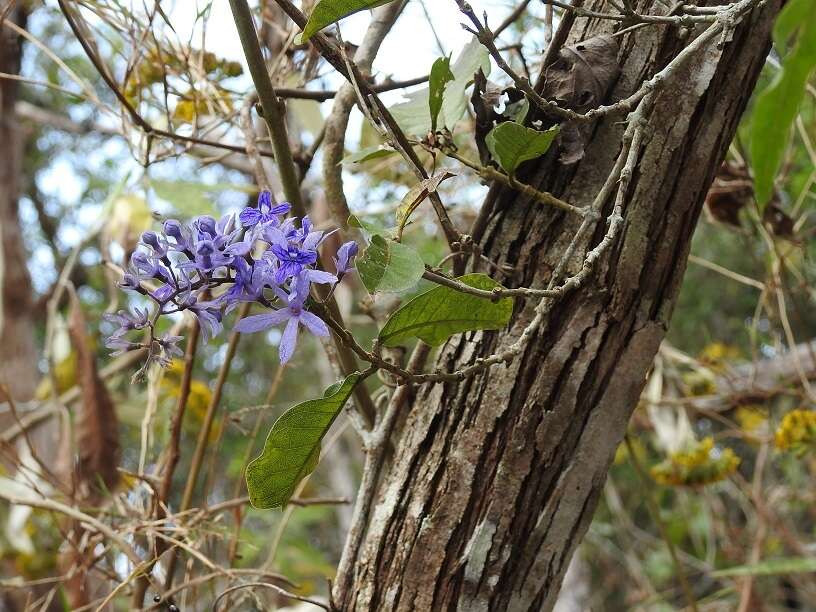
[68,293,120,499]
[541,35,620,164]
[705,161,754,227]
[763,202,796,239]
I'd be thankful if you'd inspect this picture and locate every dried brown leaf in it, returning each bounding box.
[68,293,120,498]
[542,35,620,164]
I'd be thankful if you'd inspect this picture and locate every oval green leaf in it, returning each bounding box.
[486,121,559,174]
[296,0,397,44]
[390,37,490,135]
[429,55,454,132]
[341,144,398,165]
[246,373,361,509]
[379,273,514,347]
[357,234,425,294]
[749,0,816,205]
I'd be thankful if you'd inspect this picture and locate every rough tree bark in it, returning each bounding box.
[339,1,782,610]
[0,3,37,403]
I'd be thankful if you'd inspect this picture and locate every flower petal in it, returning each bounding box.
[263,226,288,248]
[299,311,329,337]
[239,207,262,227]
[258,190,273,213]
[269,202,291,216]
[279,317,299,363]
[235,310,291,334]
[304,269,338,285]
[302,230,324,251]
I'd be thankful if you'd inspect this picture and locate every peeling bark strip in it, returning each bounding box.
[340,2,781,610]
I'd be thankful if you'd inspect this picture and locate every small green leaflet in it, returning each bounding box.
[245,373,361,509]
[391,37,490,135]
[395,171,456,240]
[357,234,425,294]
[296,0,397,44]
[429,56,454,132]
[711,557,816,578]
[341,144,398,165]
[379,273,513,347]
[486,122,559,174]
[749,0,816,206]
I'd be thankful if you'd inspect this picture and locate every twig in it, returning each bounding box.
[625,436,699,612]
[163,304,250,591]
[212,582,329,611]
[227,0,305,215]
[131,319,200,608]
[456,0,762,124]
[232,0,378,427]
[56,0,279,161]
[322,2,405,231]
[446,150,584,216]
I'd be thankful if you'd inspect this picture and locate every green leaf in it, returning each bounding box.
[391,37,490,135]
[340,144,398,165]
[429,55,455,132]
[348,214,397,240]
[711,557,816,578]
[296,0,397,44]
[395,171,456,239]
[486,122,559,174]
[379,273,513,347]
[357,234,425,294]
[245,373,360,509]
[749,0,816,205]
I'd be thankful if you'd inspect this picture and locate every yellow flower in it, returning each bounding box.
[160,361,220,442]
[735,405,768,441]
[698,342,740,372]
[651,437,740,486]
[774,409,816,455]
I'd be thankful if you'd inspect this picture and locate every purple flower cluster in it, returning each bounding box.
[105,191,358,366]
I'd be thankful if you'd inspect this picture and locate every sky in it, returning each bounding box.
[190,1,527,82]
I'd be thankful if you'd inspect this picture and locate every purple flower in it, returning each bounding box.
[191,306,223,341]
[103,308,149,336]
[141,231,169,258]
[163,219,191,251]
[334,241,358,276]
[239,192,291,228]
[130,251,174,284]
[109,198,355,370]
[156,333,184,366]
[211,257,265,312]
[104,336,141,356]
[118,272,144,293]
[151,283,176,304]
[235,276,328,364]
[269,243,318,284]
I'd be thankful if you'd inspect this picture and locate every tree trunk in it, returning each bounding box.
[340,1,781,610]
[0,2,37,403]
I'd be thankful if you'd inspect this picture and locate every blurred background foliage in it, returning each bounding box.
[0,0,815,610]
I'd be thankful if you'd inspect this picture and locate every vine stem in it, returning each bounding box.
[228,0,377,427]
[131,320,200,608]
[227,0,304,215]
[161,303,252,595]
